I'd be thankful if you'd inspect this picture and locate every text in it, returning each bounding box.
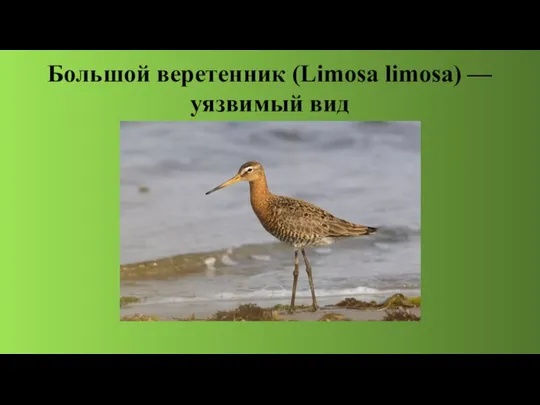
[190,96,349,117]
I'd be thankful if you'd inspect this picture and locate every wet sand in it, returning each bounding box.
[120,295,421,322]
[279,306,420,321]
[120,252,211,281]
[120,307,421,322]
[120,248,421,323]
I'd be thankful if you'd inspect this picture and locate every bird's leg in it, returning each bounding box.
[301,249,319,311]
[289,250,299,314]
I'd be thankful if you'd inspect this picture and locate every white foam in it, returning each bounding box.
[146,285,395,305]
[220,254,238,266]
[204,257,216,270]
[251,254,271,261]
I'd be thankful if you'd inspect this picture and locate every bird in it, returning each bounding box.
[205,161,377,313]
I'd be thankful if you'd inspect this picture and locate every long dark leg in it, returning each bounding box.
[289,250,299,313]
[301,249,319,311]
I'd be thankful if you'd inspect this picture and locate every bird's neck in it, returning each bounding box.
[249,176,271,218]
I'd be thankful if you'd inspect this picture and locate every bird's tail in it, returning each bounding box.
[328,219,378,238]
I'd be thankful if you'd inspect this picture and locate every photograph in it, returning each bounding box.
[120,121,421,322]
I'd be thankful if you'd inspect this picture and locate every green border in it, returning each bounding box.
[0,50,539,353]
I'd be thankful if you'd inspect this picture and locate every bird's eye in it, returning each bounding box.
[247,168,253,172]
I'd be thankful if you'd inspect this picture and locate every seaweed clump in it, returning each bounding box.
[121,313,158,321]
[318,312,352,322]
[382,294,420,309]
[383,308,420,321]
[336,298,378,309]
[335,293,420,310]
[120,296,141,307]
[210,303,281,321]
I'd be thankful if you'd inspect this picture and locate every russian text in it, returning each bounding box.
[49,65,150,83]
[47,63,466,118]
[190,96,349,117]
[190,95,302,117]
[156,69,286,87]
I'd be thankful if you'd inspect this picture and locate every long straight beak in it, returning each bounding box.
[205,174,242,195]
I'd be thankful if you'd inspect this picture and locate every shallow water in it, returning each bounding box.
[120,121,421,317]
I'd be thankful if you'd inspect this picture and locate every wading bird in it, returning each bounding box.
[205,161,377,313]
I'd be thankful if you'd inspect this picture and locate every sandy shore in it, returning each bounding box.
[120,256,421,323]
[278,306,420,321]
[120,294,421,322]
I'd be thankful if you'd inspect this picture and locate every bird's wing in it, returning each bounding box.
[273,196,373,239]
[271,196,335,237]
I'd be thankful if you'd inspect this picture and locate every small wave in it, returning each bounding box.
[120,224,420,272]
[142,285,403,305]
[251,254,271,261]
[220,248,238,266]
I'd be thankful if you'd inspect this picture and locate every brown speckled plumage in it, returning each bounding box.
[205,161,377,312]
